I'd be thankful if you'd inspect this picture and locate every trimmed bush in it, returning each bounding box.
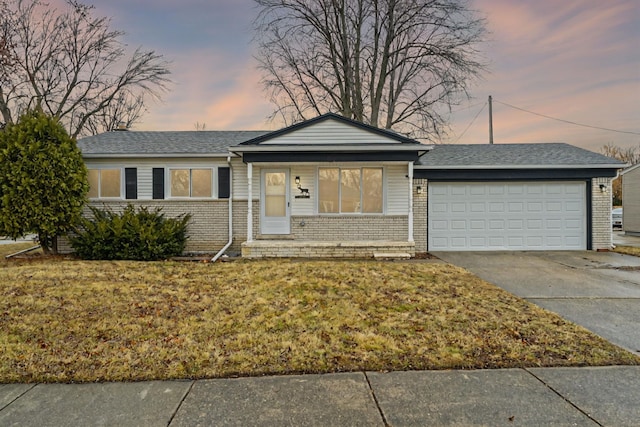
[70,205,191,260]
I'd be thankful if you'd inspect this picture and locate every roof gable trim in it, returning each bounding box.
[238,113,420,146]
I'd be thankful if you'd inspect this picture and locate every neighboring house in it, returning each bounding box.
[621,163,640,236]
[71,113,623,257]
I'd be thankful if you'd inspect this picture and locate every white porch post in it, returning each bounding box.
[408,161,414,242]
[247,162,253,242]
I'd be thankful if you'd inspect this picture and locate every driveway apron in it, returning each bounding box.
[432,251,640,354]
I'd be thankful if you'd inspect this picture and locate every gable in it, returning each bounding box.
[260,118,405,145]
[240,113,419,146]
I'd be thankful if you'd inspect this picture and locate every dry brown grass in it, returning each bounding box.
[614,246,640,257]
[1,249,637,383]
[0,242,41,258]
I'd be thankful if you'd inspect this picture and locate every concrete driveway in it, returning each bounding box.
[433,251,640,354]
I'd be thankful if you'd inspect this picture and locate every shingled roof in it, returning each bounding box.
[416,143,624,168]
[78,130,269,157]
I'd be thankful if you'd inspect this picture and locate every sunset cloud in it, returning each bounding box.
[445,0,640,150]
[28,0,640,151]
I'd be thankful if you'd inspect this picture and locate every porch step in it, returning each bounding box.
[242,240,415,258]
[373,252,412,260]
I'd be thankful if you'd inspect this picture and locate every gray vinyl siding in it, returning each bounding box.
[623,166,640,233]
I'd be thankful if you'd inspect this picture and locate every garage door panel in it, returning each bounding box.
[565,219,582,229]
[469,237,487,248]
[527,185,543,195]
[451,202,466,212]
[489,202,505,212]
[470,202,485,212]
[470,220,485,229]
[527,219,543,229]
[508,219,524,230]
[428,182,586,251]
[547,201,562,211]
[508,202,523,212]
[546,219,562,229]
[450,237,467,248]
[451,220,466,230]
[566,201,582,212]
[526,236,544,247]
[451,186,467,196]
[489,219,505,229]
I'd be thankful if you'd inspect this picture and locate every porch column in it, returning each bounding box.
[408,161,414,242]
[247,162,253,242]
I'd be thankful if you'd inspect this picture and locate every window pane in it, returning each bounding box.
[87,169,99,198]
[191,169,212,197]
[362,168,383,213]
[341,169,361,213]
[171,169,190,197]
[318,168,339,213]
[265,172,286,217]
[100,169,121,198]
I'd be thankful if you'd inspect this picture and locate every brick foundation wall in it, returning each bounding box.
[290,215,409,241]
[242,240,415,258]
[592,177,612,250]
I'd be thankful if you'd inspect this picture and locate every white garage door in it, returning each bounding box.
[428,182,586,251]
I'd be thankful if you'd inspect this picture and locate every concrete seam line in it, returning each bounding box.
[166,380,196,426]
[363,371,390,427]
[0,383,37,412]
[522,368,604,427]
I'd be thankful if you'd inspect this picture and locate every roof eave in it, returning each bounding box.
[415,164,624,170]
[82,153,237,159]
[230,144,432,153]
[621,163,639,175]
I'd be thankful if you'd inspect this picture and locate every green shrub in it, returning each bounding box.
[70,205,191,260]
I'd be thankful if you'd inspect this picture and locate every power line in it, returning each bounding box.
[454,102,487,143]
[494,99,640,136]
[450,101,486,114]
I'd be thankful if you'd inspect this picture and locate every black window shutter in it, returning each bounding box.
[152,168,165,199]
[124,168,137,199]
[218,167,230,199]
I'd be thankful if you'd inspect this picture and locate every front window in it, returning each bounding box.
[318,167,383,214]
[170,168,212,198]
[87,169,121,198]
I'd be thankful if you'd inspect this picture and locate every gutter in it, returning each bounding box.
[211,155,234,262]
[230,144,432,153]
[414,164,625,170]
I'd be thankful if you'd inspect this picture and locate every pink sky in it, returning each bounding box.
[77,0,639,152]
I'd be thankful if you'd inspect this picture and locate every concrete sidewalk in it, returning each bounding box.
[1,366,639,426]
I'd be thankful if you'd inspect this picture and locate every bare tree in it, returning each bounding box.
[601,143,640,165]
[254,0,486,140]
[601,143,640,206]
[0,0,170,137]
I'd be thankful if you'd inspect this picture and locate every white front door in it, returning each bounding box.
[261,169,290,235]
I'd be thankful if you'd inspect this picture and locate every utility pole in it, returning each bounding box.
[488,95,494,144]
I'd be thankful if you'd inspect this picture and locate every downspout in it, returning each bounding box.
[211,155,234,262]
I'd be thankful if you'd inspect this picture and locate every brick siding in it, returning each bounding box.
[591,177,612,250]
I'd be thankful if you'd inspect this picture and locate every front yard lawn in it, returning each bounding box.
[614,246,640,257]
[1,249,637,383]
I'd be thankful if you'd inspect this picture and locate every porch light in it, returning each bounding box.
[295,176,301,186]
[416,186,423,194]
[599,184,607,193]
